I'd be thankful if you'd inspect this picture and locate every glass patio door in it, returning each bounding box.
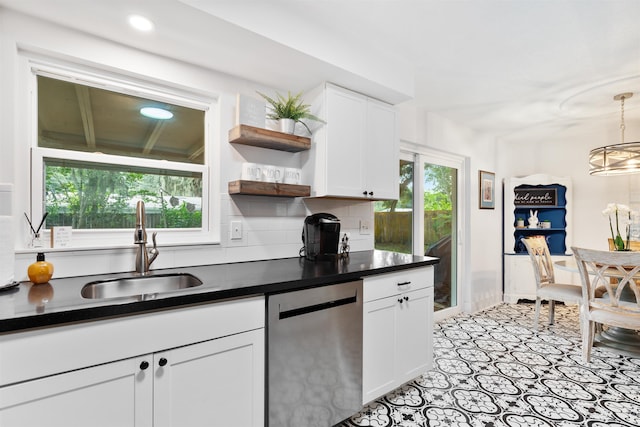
[423,161,457,312]
[374,149,462,316]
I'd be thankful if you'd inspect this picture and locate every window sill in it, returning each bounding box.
[15,241,221,255]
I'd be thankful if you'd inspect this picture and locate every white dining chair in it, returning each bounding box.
[572,246,640,362]
[521,236,582,329]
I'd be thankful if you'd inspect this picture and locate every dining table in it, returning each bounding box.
[554,258,640,356]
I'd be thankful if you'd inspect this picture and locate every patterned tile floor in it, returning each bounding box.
[339,303,640,427]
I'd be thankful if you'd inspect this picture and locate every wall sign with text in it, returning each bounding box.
[513,187,557,206]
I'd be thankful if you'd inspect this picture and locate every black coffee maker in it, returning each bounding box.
[301,213,341,261]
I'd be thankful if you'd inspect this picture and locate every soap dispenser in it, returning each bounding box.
[28,252,54,284]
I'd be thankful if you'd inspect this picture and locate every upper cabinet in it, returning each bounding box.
[301,83,399,200]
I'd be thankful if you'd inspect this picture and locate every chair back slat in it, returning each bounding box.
[572,247,640,314]
[522,236,556,289]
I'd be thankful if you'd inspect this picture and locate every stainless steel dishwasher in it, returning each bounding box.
[267,280,363,427]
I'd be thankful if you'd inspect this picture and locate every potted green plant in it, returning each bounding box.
[516,217,525,228]
[257,90,325,135]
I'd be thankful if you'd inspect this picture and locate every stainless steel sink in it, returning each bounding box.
[81,273,203,299]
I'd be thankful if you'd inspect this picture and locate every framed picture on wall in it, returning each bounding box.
[479,170,495,209]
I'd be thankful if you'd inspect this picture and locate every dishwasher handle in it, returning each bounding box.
[279,294,357,320]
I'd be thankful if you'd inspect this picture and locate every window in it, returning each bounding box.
[29,62,216,247]
[43,158,203,229]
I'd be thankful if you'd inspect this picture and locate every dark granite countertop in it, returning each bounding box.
[0,250,438,333]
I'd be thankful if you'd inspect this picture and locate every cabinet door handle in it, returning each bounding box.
[140,361,150,370]
[362,191,368,196]
[368,191,374,196]
[404,296,409,301]
[397,298,403,304]
[397,281,411,287]
[158,357,168,367]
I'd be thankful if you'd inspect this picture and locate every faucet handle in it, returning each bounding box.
[148,232,159,266]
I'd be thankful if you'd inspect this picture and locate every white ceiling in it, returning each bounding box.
[1,0,639,140]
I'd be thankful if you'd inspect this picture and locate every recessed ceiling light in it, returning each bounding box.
[140,107,173,120]
[128,14,154,32]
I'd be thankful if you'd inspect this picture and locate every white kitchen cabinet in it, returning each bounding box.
[0,355,151,427]
[396,287,433,385]
[362,267,434,404]
[363,296,397,402]
[365,99,398,200]
[0,330,263,427]
[154,329,264,427]
[302,83,399,200]
[0,297,264,427]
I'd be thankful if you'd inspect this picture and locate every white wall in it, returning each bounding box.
[0,9,373,281]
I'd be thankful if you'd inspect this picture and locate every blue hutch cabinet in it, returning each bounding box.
[503,174,573,303]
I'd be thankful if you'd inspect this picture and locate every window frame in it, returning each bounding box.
[26,58,220,249]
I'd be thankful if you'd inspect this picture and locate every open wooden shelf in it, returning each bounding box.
[228,180,311,197]
[229,125,311,152]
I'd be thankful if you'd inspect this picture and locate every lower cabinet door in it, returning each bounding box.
[0,355,152,427]
[363,287,434,404]
[396,287,434,385]
[362,296,398,404]
[0,329,265,427]
[153,328,265,427]
[504,255,538,303]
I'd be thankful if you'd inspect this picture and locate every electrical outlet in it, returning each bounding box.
[359,220,371,235]
[230,221,242,240]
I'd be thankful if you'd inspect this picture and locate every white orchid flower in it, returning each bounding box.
[604,202,637,250]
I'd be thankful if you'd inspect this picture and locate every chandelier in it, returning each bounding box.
[589,93,640,176]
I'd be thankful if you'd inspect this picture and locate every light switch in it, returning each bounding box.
[230,221,242,240]
[359,220,371,235]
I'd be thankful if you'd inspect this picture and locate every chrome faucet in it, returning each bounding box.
[134,200,159,274]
